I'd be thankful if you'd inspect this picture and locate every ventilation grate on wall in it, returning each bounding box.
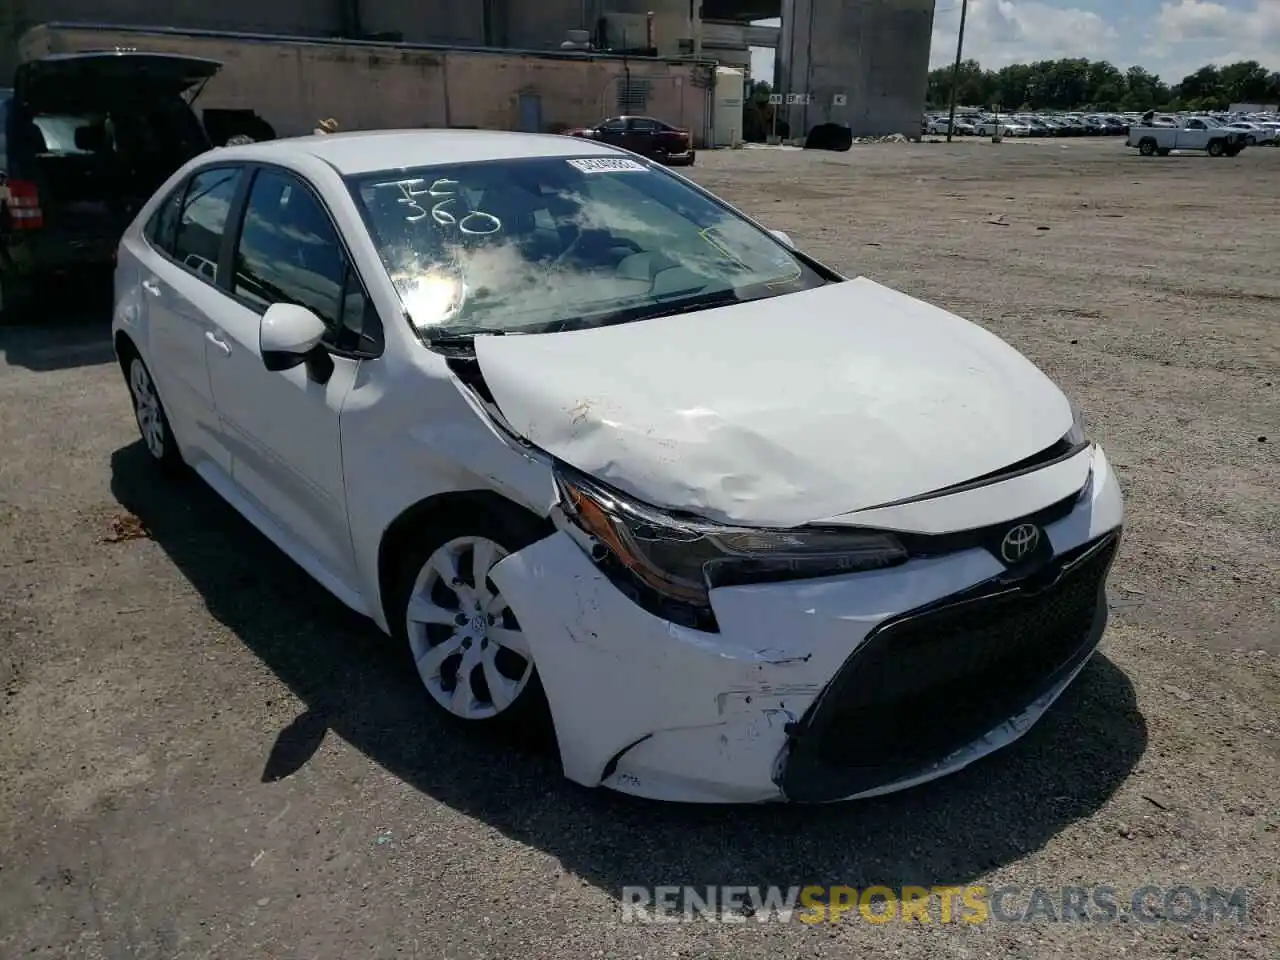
[615,78,651,112]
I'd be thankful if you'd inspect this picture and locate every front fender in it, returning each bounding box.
[342,359,558,632]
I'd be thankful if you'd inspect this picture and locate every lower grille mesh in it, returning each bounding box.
[806,534,1118,777]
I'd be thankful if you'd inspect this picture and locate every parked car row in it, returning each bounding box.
[924,112,1133,137]
[926,108,1280,146]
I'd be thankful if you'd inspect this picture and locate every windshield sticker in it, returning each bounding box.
[566,158,647,174]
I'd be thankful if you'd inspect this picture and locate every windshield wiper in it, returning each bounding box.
[419,325,509,352]
[554,290,747,332]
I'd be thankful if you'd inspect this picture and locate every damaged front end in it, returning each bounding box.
[446,339,1122,804]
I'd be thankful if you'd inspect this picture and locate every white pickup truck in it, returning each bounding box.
[1126,116,1249,157]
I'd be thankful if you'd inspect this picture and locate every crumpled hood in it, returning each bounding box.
[473,277,1072,527]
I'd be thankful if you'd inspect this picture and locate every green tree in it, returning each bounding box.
[1217,60,1273,104]
[921,56,1280,113]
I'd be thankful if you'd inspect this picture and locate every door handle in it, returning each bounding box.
[141,279,161,296]
[205,330,231,356]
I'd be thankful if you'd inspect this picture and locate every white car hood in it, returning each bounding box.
[473,277,1072,527]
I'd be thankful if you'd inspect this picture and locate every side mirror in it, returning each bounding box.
[260,303,329,375]
[769,229,794,248]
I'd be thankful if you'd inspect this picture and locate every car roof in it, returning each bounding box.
[219,129,625,176]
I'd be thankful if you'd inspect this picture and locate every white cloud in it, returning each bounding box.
[1146,0,1280,73]
[929,0,1122,71]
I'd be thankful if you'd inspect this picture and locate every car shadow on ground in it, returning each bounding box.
[110,441,1148,897]
[0,283,115,372]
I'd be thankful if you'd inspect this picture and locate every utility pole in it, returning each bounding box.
[946,0,969,143]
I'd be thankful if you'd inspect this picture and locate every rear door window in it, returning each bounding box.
[171,167,243,283]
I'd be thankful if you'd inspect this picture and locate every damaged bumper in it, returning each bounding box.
[489,446,1125,804]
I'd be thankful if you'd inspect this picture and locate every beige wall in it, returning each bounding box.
[20,24,711,145]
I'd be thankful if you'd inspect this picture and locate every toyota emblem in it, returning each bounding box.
[999,523,1041,564]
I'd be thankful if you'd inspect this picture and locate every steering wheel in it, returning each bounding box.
[556,229,644,267]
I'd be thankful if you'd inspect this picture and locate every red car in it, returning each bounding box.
[565,115,695,165]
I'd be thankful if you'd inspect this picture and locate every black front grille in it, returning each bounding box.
[779,532,1119,802]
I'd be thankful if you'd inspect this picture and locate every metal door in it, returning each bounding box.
[518,93,542,133]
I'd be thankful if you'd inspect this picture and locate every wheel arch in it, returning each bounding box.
[114,330,139,373]
[375,489,555,634]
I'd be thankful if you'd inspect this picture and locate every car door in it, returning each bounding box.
[204,164,383,584]
[135,164,245,475]
[626,117,658,157]
[1178,120,1208,150]
[594,117,628,148]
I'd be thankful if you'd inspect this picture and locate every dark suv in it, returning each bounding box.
[1,51,223,322]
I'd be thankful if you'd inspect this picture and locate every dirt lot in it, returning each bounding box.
[0,138,1276,958]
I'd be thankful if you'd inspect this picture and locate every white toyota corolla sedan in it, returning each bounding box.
[112,130,1124,803]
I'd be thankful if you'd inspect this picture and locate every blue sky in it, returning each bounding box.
[750,0,1280,86]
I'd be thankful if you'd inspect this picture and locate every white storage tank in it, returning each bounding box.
[713,66,746,147]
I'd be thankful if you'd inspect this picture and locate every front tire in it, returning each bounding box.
[389,502,552,737]
[1207,139,1225,157]
[125,354,184,474]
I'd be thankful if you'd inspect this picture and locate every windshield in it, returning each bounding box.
[347,156,827,339]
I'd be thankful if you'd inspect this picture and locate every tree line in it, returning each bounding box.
[925,58,1280,112]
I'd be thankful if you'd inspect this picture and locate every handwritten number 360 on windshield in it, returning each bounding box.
[389,178,502,236]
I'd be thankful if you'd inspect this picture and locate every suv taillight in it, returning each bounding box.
[5,180,43,230]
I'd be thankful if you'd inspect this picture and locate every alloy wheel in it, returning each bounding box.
[406,535,533,720]
[130,358,166,460]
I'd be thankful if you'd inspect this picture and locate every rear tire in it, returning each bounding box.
[1138,138,1158,157]
[122,350,185,475]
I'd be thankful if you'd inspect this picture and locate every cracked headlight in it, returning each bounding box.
[555,466,908,608]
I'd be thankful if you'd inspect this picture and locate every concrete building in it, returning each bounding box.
[777,0,935,137]
[2,0,935,139]
[21,22,715,143]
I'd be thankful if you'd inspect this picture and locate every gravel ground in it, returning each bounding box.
[0,137,1276,959]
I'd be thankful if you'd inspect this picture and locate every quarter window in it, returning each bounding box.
[171,167,243,282]
[232,168,381,354]
[145,183,186,254]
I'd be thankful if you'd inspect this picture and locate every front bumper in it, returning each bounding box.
[490,444,1124,803]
